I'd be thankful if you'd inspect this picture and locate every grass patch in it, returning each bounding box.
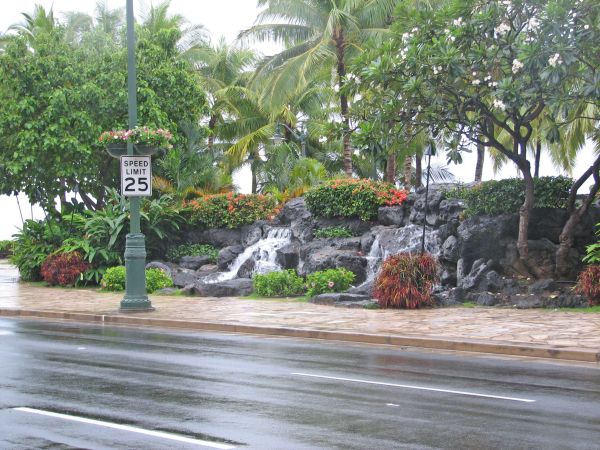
[548,305,600,313]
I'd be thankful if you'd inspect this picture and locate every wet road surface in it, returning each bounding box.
[0,318,599,449]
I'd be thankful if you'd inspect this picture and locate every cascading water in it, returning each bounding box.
[363,224,441,284]
[205,228,292,283]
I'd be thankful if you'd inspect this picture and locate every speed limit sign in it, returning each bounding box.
[120,155,152,197]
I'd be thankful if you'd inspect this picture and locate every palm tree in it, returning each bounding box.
[239,0,400,177]
[8,4,57,47]
[189,38,257,152]
[139,0,207,57]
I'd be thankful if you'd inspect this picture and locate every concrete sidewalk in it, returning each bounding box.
[1,262,599,362]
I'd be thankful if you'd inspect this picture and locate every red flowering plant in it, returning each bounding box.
[98,126,173,149]
[305,178,408,221]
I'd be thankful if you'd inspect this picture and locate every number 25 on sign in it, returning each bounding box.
[120,155,152,197]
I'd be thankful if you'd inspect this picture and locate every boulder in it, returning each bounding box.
[458,258,493,291]
[217,245,244,270]
[335,254,367,284]
[437,199,465,224]
[193,279,254,297]
[181,284,195,296]
[241,222,265,247]
[309,293,372,305]
[236,258,255,279]
[145,261,174,277]
[276,197,312,224]
[276,242,300,269]
[348,281,374,297]
[377,206,406,226]
[180,255,212,270]
[171,268,200,288]
[186,228,242,248]
[456,214,518,271]
[441,236,459,262]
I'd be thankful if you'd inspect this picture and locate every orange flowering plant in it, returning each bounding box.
[186,192,278,229]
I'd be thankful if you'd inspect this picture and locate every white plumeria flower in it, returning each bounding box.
[319,136,327,143]
[493,99,506,111]
[512,59,524,74]
[495,23,510,35]
[453,17,463,27]
[548,53,563,67]
[472,79,481,85]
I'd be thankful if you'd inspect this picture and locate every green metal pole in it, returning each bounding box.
[121,0,153,311]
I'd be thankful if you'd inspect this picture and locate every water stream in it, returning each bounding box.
[205,228,292,283]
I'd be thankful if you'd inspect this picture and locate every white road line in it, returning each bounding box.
[292,373,536,403]
[13,407,235,449]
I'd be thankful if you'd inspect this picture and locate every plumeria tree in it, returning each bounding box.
[352,0,598,275]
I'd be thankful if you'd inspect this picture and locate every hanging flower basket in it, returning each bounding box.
[99,126,173,158]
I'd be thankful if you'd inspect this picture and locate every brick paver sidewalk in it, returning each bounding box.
[1,261,599,361]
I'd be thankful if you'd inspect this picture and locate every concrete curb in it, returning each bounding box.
[1,308,599,363]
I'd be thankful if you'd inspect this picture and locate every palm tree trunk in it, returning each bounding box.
[334,30,352,177]
[385,152,396,183]
[415,153,422,188]
[403,155,412,190]
[474,140,485,182]
[534,139,541,178]
[207,115,217,152]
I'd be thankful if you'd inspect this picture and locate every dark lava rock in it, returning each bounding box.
[377,206,406,226]
[171,268,200,288]
[180,255,212,270]
[186,228,242,248]
[276,242,300,270]
[217,245,244,270]
[309,293,372,305]
[193,279,253,297]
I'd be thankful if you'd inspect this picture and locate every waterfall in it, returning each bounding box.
[365,236,382,283]
[205,228,292,283]
[363,224,441,284]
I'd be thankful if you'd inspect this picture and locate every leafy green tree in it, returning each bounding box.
[353,0,598,275]
[240,0,400,177]
[0,6,207,213]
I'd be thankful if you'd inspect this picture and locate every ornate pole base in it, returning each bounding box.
[120,233,154,312]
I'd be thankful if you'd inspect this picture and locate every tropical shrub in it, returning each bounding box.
[101,266,127,291]
[374,253,439,309]
[187,192,278,229]
[306,268,355,297]
[576,265,600,306]
[40,252,90,287]
[313,226,354,239]
[446,176,572,217]
[145,268,174,293]
[0,240,14,258]
[305,179,408,221]
[166,243,219,263]
[253,270,306,297]
[11,219,70,281]
[101,266,173,293]
[583,223,600,264]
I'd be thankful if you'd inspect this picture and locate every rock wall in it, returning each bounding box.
[173,184,599,306]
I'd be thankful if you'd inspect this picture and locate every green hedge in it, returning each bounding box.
[313,226,354,239]
[305,179,408,221]
[253,270,306,297]
[101,266,173,293]
[306,268,355,297]
[446,176,572,217]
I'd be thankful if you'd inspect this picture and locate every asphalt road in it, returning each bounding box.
[0,318,599,450]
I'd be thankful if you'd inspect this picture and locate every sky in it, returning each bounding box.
[0,0,596,239]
